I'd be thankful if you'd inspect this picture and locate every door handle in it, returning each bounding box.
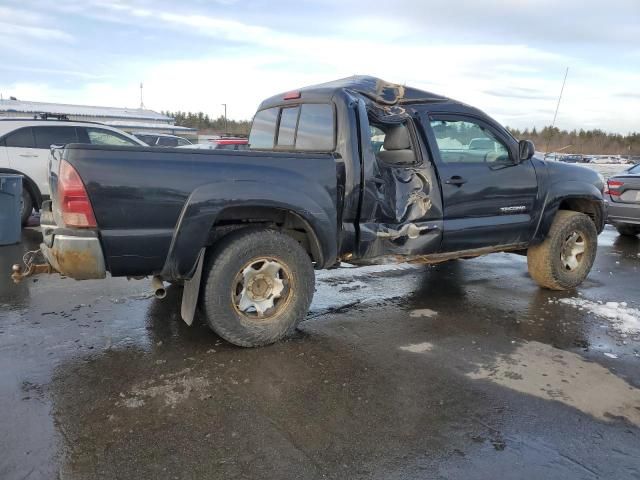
[19,154,38,158]
[445,175,467,186]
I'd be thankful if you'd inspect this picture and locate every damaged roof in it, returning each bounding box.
[259,75,453,110]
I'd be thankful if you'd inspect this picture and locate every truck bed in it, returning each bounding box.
[53,144,339,276]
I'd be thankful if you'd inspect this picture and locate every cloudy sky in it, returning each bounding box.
[0,0,638,132]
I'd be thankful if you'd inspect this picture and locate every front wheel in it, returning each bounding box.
[527,210,597,290]
[201,228,315,347]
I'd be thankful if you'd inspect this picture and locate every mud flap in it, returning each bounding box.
[180,248,205,326]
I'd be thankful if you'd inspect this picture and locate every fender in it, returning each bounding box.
[0,168,43,208]
[532,180,605,243]
[161,178,337,279]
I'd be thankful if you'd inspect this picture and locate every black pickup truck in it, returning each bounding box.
[13,76,606,347]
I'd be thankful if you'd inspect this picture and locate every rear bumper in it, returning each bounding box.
[40,201,106,280]
[41,235,106,280]
[604,196,640,225]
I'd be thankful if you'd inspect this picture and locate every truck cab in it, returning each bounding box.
[247,76,599,262]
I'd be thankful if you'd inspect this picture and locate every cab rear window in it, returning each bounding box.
[249,108,279,149]
[249,103,334,152]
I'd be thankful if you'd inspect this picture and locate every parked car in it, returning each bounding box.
[178,138,249,151]
[604,163,640,236]
[468,137,495,151]
[591,155,623,164]
[13,76,605,347]
[0,118,146,225]
[590,157,612,164]
[560,154,584,163]
[133,133,192,147]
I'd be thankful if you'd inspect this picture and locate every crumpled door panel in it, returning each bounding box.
[358,159,442,258]
[374,166,432,224]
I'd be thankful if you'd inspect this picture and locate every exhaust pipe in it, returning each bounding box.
[151,276,167,299]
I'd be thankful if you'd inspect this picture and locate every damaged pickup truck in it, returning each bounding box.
[12,76,606,347]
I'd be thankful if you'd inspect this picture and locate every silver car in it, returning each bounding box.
[605,163,640,236]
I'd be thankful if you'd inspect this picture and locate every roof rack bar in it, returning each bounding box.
[34,112,70,121]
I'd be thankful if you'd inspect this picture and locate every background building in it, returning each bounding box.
[0,98,196,137]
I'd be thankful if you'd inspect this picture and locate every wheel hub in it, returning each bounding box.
[560,231,585,271]
[234,259,288,317]
[247,274,273,301]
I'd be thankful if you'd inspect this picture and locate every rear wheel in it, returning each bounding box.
[527,210,597,290]
[20,189,33,226]
[201,228,315,347]
[615,224,640,237]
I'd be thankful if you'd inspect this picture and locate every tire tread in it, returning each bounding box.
[527,210,597,290]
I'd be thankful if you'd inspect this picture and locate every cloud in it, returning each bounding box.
[0,24,72,43]
[614,92,640,99]
[0,5,73,42]
[0,65,106,80]
[1,0,638,133]
[484,89,556,100]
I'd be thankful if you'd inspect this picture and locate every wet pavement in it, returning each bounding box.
[1,226,639,479]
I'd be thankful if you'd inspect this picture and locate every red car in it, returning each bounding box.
[178,138,248,151]
[214,138,249,150]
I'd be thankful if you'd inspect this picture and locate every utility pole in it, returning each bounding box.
[221,103,227,134]
[546,67,569,153]
[140,82,144,109]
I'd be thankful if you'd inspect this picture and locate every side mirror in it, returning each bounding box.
[518,140,535,163]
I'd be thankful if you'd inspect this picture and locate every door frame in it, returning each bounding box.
[355,106,444,259]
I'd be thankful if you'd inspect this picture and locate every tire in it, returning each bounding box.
[201,228,315,347]
[527,210,598,290]
[20,189,33,226]
[615,224,640,237]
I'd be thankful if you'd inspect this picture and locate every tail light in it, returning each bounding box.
[604,180,624,196]
[58,160,96,227]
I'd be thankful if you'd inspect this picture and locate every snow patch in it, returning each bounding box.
[410,308,438,318]
[116,368,210,409]
[399,342,434,353]
[557,298,640,334]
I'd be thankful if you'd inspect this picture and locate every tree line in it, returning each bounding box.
[508,126,640,155]
[166,110,639,155]
[162,111,251,135]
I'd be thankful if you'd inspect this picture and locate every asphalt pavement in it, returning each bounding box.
[1,225,639,479]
